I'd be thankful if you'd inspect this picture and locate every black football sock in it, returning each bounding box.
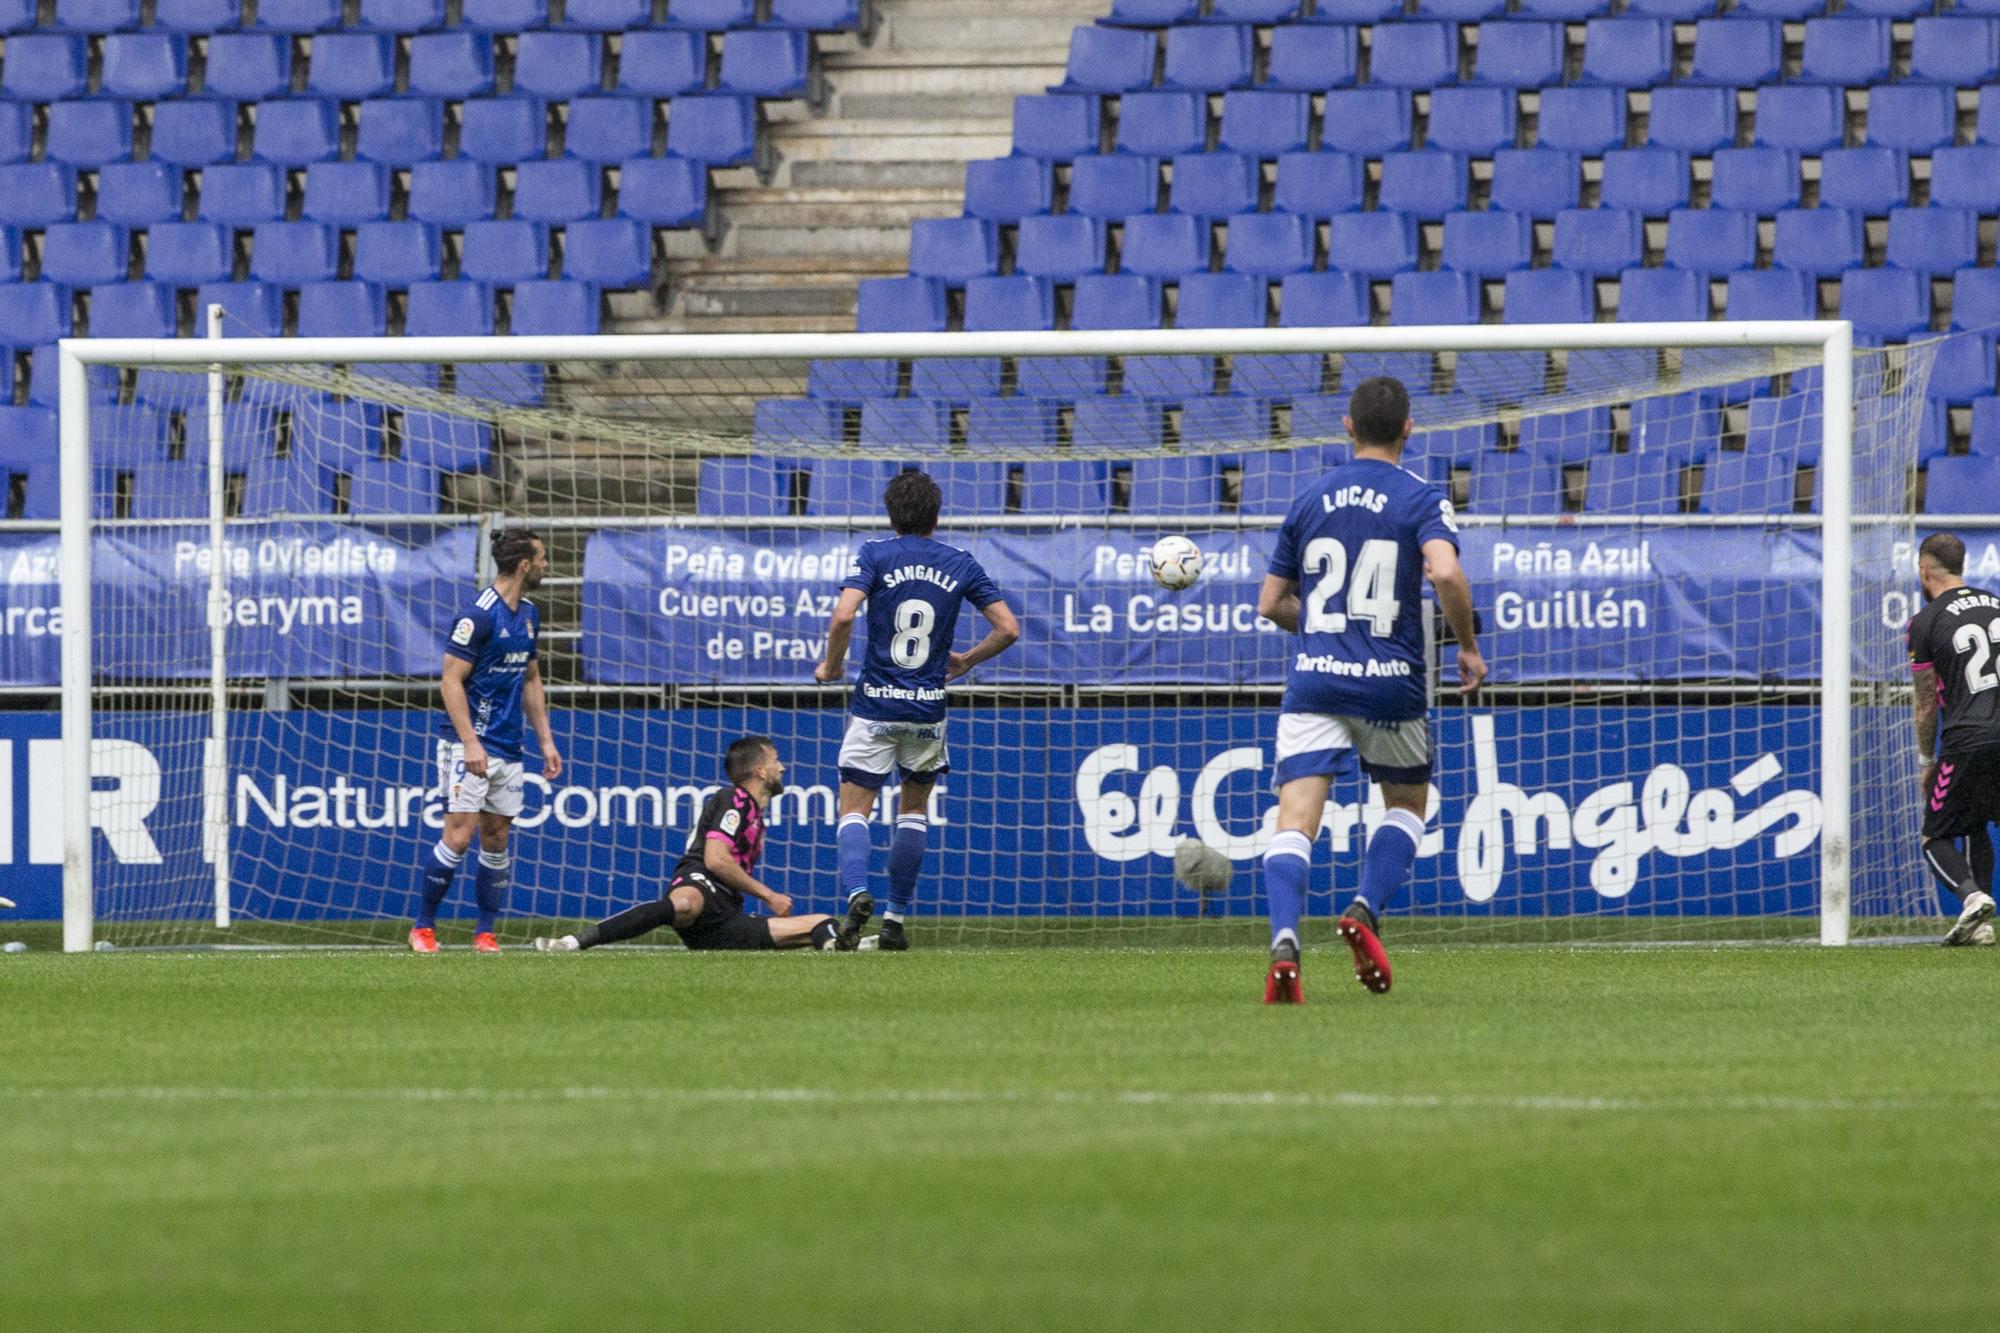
[577,898,676,949]
[810,919,839,949]
[1923,836,1978,900]
[1971,832,1995,897]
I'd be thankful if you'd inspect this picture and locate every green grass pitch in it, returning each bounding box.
[3,943,1996,1332]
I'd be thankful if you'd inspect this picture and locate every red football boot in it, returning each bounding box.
[472,931,501,954]
[408,926,439,954]
[1263,937,1304,1005]
[1335,909,1392,995]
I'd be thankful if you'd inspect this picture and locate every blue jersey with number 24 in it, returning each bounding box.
[841,535,1002,725]
[1268,458,1459,722]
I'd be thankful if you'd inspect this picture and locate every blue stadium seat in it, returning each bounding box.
[1238,444,1349,515]
[102,33,188,101]
[405,281,495,337]
[0,228,18,282]
[1070,154,1159,219]
[1709,148,1798,215]
[1099,0,1200,23]
[966,274,1055,332]
[516,33,604,101]
[1115,92,1207,158]
[1928,147,2000,215]
[1073,396,1163,451]
[54,0,140,28]
[1924,457,2000,514]
[2,35,86,101]
[252,99,340,165]
[1392,270,1479,325]
[664,0,756,26]
[1378,151,1466,220]
[566,98,652,164]
[665,96,760,167]
[1224,212,1312,275]
[0,165,76,228]
[1301,0,1398,17]
[1553,208,1643,276]
[153,0,240,31]
[1535,87,1625,155]
[0,104,24,165]
[1631,391,1722,465]
[1207,0,1305,20]
[43,223,129,288]
[46,103,134,170]
[908,217,999,283]
[255,0,341,30]
[1273,150,1362,217]
[563,0,650,29]
[720,30,813,98]
[1840,268,1930,340]
[1818,148,1905,216]
[1468,452,1562,515]
[1725,268,1814,321]
[1664,208,1755,275]
[409,33,497,99]
[1927,333,1993,405]
[125,464,214,521]
[1752,86,1843,152]
[859,401,950,450]
[768,0,868,30]
[249,221,336,285]
[354,221,442,286]
[204,33,290,101]
[88,281,174,339]
[1319,90,1411,156]
[1169,152,1257,218]
[1647,87,1736,155]
[96,162,182,227]
[457,98,544,165]
[1179,271,1268,332]
[456,220,544,282]
[1012,95,1100,161]
[802,460,890,518]
[1973,398,2000,456]
[459,0,541,31]
[1128,456,1220,514]
[1119,212,1209,278]
[143,221,231,285]
[1908,18,2000,87]
[1865,85,1954,153]
[1417,0,1505,16]
[964,399,1056,451]
[193,281,280,337]
[1474,21,1563,88]
[1953,267,2000,332]
[1489,149,1579,219]
[360,0,445,30]
[1699,450,1799,514]
[1441,210,1531,278]
[347,461,441,517]
[1520,408,1613,464]
[1618,267,1706,322]
[1162,25,1253,93]
[1503,268,1592,323]
[963,157,1054,222]
[1600,148,1689,216]
[1799,18,1890,85]
[814,274,940,398]
[1366,24,1454,91]
[1524,0,1617,14]
[1585,453,1680,515]
[1016,273,1158,399]
[297,281,388,337]
[1887,207,1976,276]
[1736,0,1823,17]
[1015,214,1106,281]
[302,161,391,225]
[1426,87,1516,156]
[617,157,708,228]
[926,462,1010,516]
[408,161,496,227]
[241,460,333,517]
[1843,0,1931,15]
[1265,24,1357,91]
[1581,18,1671,86]
[1328,211,1419,277]
[618,31,708,98]
[288,396,385,468]
[199,164,285,228]
[1772,207,1863,276]
[309,34,395,100]
[1219,91,1311,158]
[751,401,838,453]
[1277,269,1369,326]
[0,284,71,343]
[512,279,599,334]
[1688,19,1781,87]
[563,218,651,289]
[150,100,237,167]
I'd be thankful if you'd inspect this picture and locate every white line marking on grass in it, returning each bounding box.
[2,1086,1994,1116]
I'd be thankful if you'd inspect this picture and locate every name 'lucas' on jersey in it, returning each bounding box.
[841,534,1002,725]
[441,586,539,762]
[1268,457,1460,723]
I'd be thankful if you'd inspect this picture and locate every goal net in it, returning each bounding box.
[49,322,1943,950]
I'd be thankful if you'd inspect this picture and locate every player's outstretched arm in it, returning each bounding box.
[1913,662,1940,800]
[523,659,561,780]
[947,600,1021,681]
[1422,539,1486,698]
[703,838,791,916]
[439,655,487,776]
[813,588,866,683]
[1256,574,1300,634]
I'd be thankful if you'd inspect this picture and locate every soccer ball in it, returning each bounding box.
[1148,535,1204,590]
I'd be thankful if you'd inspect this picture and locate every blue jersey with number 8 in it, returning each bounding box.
[842,535,1002,724]
[1267,458,1459,722]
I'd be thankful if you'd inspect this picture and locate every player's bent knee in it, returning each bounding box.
[668,887,705,928]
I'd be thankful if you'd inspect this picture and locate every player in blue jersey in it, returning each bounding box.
[813,469,1019,950]
[1255,377,1486,1002]
[410,527,562,954]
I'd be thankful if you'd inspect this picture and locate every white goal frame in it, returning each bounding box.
[56,320,1859,953]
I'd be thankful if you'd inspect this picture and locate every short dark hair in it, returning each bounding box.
[1348,377,1412,447]
[885,468,941,536]
[491,527,542,578]
[1921,531,1966,576]
[725,735,774,785]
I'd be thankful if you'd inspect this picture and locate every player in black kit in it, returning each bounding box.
[1908,533,2000,947]
[535,737,873,953]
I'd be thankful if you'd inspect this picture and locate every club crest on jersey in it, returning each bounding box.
[450,617,475,646]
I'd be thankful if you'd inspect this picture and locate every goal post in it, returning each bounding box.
[50,319,1934,951]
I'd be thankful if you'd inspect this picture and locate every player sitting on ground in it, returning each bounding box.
[1908,532,2000,947]
[536,737,870,953]
[411,527,561,955]
[813,469,1019,951]
[1254,376,1486,1003]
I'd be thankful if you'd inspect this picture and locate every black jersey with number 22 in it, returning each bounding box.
[1908,585,2000,755]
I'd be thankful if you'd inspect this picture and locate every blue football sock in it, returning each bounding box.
[1263,829,1311,949]
[837,814,871,904]
[416,842,463,928]
[885,815,927,918]
[1355,808,1424,920]
[473,849,510,934]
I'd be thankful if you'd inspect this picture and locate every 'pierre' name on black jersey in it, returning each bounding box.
[1909,585,2000,756]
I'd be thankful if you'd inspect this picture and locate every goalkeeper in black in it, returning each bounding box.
[1908,533,2000,947]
